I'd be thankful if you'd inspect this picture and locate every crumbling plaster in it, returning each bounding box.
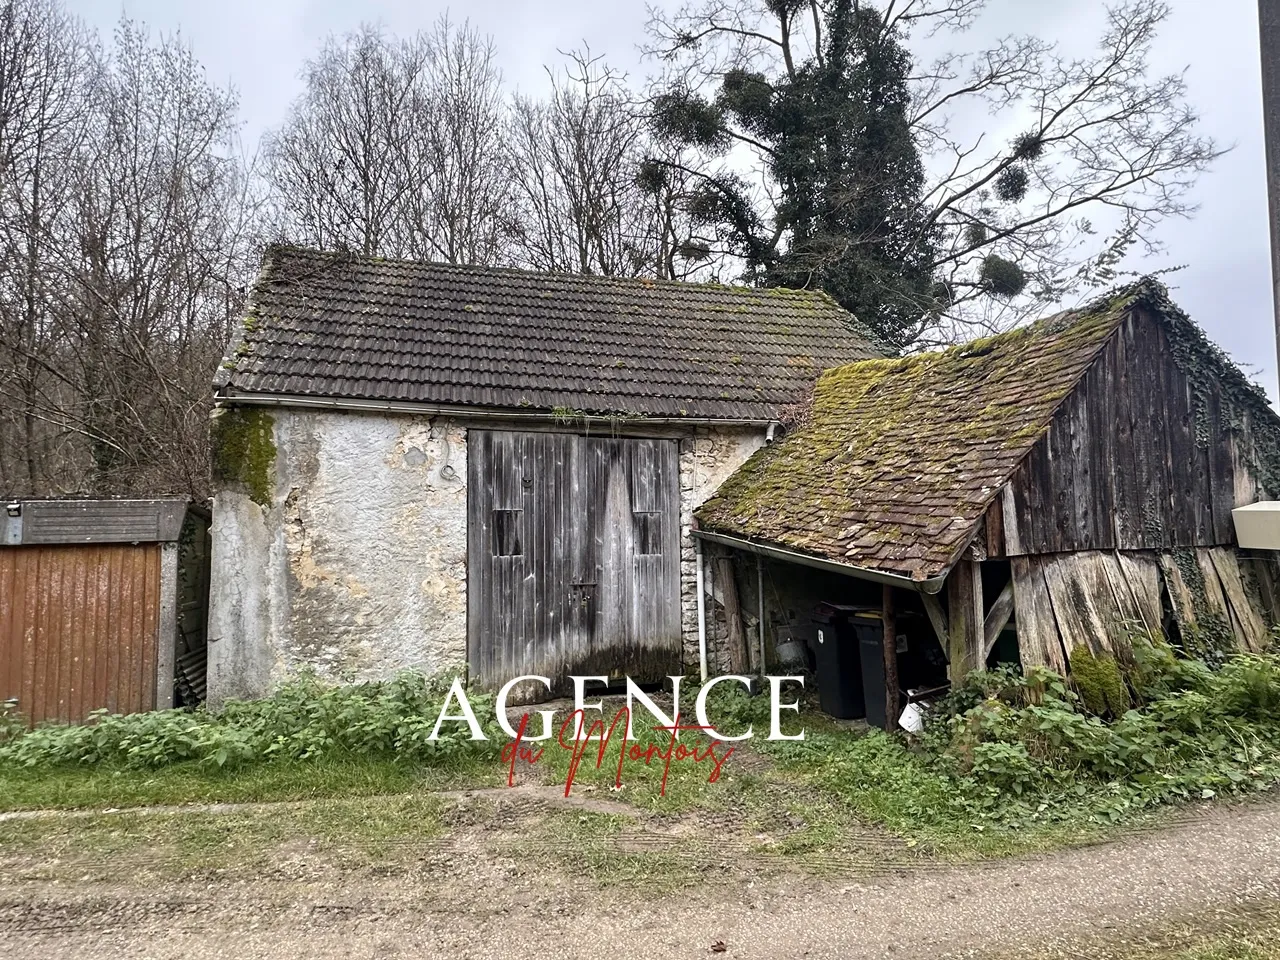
[209,409,468,704]
[208,412,764,705]
[678,426,768,668]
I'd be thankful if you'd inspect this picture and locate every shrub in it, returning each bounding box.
[0,700,25,745]
[1219,655,1280,720]
[920,641,1280,822]
[0,672,502,771]
[697,678,777,733]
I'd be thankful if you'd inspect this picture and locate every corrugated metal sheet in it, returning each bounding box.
[0,544,161,724]
[1,499,187,546]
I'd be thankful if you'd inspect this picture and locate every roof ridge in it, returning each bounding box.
[263,243,842,303]
[816,286,1140,383]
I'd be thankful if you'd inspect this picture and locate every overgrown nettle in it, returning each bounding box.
[643,0,1219,347]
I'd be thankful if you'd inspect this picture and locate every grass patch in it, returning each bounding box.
[0,753,499,812]
[0,671,503,770]
[510,808,710,892]
[526,707,761,815]
[6,644,1280,874]
[0,791,447,877]
[758,729,1135,860]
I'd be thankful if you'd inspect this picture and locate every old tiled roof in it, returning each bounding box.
[215,246,882,420]
[695,288,1145,581]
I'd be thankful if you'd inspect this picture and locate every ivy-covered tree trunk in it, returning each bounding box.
[650,1,937,346]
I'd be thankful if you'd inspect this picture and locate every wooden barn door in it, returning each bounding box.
[468,430,680,698]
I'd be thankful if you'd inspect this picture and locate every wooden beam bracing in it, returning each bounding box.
[981,579,1016,660]
[922,592,949,652]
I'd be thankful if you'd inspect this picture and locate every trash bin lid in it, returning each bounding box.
[812,602,850,623]
[814,601,860,616]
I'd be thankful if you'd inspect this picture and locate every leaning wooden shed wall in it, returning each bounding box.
[1008,548,1276,675]
[959,308,1280,677]
[993,309,1258,558]
[0,500,190,725]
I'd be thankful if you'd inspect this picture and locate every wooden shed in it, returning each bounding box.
[695,280,1280,717]
[0,499,210,724]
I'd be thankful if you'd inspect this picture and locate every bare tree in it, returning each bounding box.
[265,17,510,265]
[906,0,1220,341]
[61,19,259,494]
[406,16,511,265]
[645,0,1220,342]
[0,5,259,497]
[0,0,94,494]
[507,49,709,279]
[265,25,431,257]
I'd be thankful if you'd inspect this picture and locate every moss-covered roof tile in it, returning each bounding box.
[695,284,1149,580]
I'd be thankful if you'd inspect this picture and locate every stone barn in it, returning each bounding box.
[695,280,1280,724]
[206,246,879,704]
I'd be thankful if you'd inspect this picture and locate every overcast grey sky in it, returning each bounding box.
[66,0,1278,401]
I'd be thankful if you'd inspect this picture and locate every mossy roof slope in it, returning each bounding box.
[696,287,1149,580]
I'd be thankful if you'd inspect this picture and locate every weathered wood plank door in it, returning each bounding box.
[468,430,681,698]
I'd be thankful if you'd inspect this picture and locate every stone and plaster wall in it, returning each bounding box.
[208,410,765,705]
[208,409,468,704]
[677,426,769,673]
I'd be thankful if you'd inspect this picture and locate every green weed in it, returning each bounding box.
[0,672,503,771]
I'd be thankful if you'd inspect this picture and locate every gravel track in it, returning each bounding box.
[2,793,1278,958]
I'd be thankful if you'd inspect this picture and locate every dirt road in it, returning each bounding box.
[2,794,1279,959]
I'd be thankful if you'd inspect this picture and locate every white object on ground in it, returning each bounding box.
[899,702,926,733]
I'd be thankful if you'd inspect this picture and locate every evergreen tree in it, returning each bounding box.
[647,0,1218,345]
[652,1,937,345]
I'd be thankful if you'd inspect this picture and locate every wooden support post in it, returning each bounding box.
[982,579,1016,660]
[947,556,984,682]
[882,584,899,733]
[714,554,749,674]
[756,555,766,678]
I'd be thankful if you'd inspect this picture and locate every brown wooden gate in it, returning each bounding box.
[467,430,681,697]
[1,544,161,723]
[0,499,192,724]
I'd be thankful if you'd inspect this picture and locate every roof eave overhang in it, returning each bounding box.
[691,528,949,594]
[213,388,780,427]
